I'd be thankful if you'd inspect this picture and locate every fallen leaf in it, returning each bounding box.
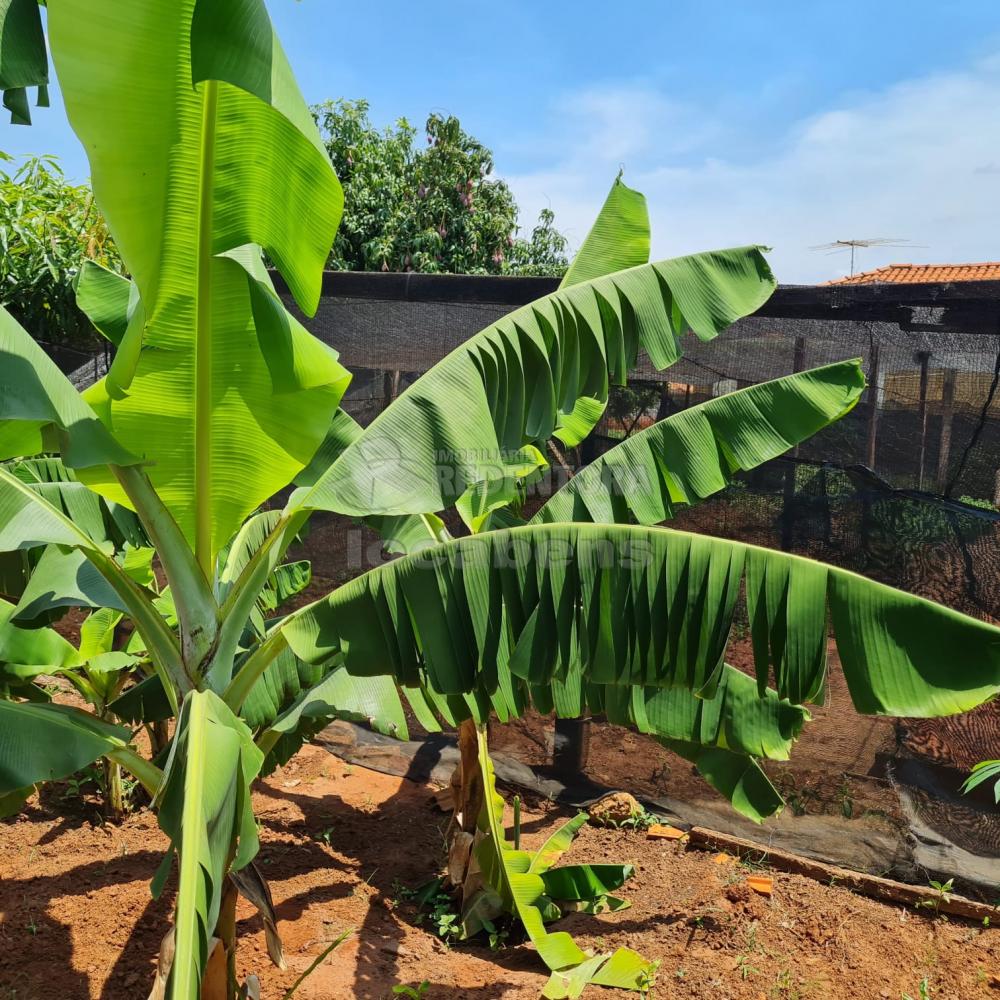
[647,824,687,840]
[747,875,774,896]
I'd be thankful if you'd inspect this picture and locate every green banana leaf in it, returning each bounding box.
[0,700,128,793]
[1,457,149,621]
[13,545,128,620]
[109,672,175,726]
[559,177,650,289]
[962,760,1000,803]
[540,864,634,902]
[74,260,136,348]
[238,644,323,730]
[46,0,350,568]
[214,509,312,636]
[531,360,866,525]
[608,665,806,761]
[528,813,589,874]
[0,467,186,698]
[294,245,775,521]
[155,690,263,1000]
[254,661,411,771]
[293,174,652,542]
[294,408,449,555]
[5,456,147,549]
[272,524,1000,720]
[0,0,48,125]
[0,306,137,469]
[663,740,785,821]
[0,597,79,671]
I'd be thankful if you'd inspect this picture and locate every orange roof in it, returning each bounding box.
[828,262,1000,285]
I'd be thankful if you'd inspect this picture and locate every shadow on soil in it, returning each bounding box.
[260,744,557,999]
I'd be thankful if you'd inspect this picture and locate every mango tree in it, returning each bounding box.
[2,2,1000,998]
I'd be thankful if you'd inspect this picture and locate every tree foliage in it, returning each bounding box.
[312,98,568,276]
[0,154,122,346]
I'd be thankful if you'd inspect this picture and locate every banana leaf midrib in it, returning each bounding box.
[194,78,219,578]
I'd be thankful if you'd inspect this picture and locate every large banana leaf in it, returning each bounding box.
[295,408,449,553]
[0,457,152,622]
[0,306,136,469]
[11,544,146,621]
[156,690,263,1000]
[292,246,776,520]
[4,456,147,549]
[664,740,785,821]
[46,0,350,569]
[254,660,410,771]
[289,174,650,536]
[532,360,866,525]
[0,467,185,698]
[0,700,128,793]
[266,524,1000,721]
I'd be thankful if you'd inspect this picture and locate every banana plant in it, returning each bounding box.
[2,3,1000,999]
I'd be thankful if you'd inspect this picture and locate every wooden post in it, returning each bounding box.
[916,351,930,490]
[936,369,957,494]
[781,337,807,551]
[382,369,401,411]
[553,717,591,775]
[866,343,881,472]
[655,383,672,421]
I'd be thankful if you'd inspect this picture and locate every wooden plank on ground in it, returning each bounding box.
[687,826,999,924]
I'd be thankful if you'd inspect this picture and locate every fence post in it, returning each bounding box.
[382,369,401,410]
[781,337,807,551]
[866,343,881,473]
[916,351,931,490]
[553,717,591,775]
[936,369,957,494]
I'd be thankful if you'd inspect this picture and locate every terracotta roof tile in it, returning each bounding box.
[827,262,1000,285]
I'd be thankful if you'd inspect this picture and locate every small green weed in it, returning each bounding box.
[480,918,509,952]
[392,982,429,999]
[398,879,462,945]
[915,879,953,913]
[736,953,761,980]
[637,964,658,997]
[901,978,931,1000]
[595,807,661,831]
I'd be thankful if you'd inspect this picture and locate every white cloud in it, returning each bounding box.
[505,57,1000,284]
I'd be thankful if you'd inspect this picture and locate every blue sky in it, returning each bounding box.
[6,0,1000,282]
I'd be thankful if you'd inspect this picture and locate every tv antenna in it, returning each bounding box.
[809,237,925,276]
